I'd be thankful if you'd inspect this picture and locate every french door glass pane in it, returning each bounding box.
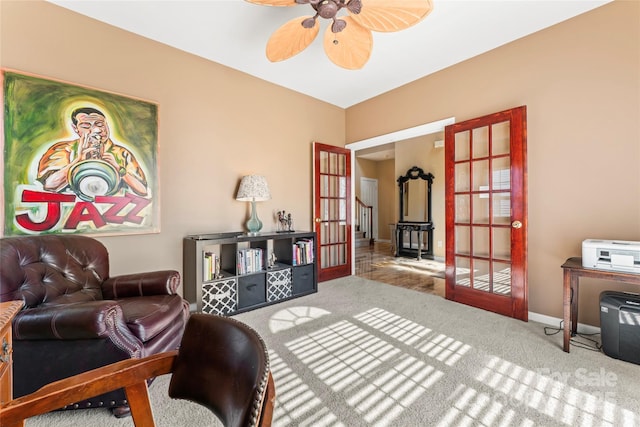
[329,176,338,197]
[455,131,470,161]
[329,200,336,222]
[330,222,336,242]
[493,262,512,295]
[329,153,337,174]
[492,157,511,190]
[473,260,490,292]
[337,154,346,175]
[321,246,329,268]
[472,227,490,257]
[455,195,470,223]
[455,225,470,255]
[338,244,346,265]
[472,194,489,224]
[472,126,489,158]
[492,193,511,224]
[455,257,471,287]
[493,227,511,260]
[455,163,470,192]
[339,176,347,198]
[320,175,328,197]
[321,199,329,221]
[492,121,511,155]
[339,200,347,221]
[472,159,489,191]
[320,151,329,174]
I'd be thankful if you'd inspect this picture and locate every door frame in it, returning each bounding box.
[345,117,455,274]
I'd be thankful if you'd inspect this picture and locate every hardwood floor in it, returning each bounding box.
[354,241,446,297]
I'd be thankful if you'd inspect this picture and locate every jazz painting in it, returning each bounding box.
[1,70,160,236]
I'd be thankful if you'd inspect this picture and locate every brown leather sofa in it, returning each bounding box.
[0,234,190,416]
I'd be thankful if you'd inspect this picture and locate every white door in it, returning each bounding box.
[360,177,378,240]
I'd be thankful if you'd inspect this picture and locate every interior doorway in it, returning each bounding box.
[345,117,455,275]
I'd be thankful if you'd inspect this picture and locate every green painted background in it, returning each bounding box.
[2,70,159,235]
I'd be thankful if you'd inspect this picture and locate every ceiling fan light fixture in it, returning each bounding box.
[331,19,347,33]
[317,1,339,19]
[302,17,317,28]
[248,0,433,69]
[347,0,362,14]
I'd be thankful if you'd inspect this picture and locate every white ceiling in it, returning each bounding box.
[47,0,611,109]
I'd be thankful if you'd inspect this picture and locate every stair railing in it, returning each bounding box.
[355,196,375,247]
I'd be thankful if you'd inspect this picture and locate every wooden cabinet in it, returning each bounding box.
[0,300,23,407]
[183,231,317,315]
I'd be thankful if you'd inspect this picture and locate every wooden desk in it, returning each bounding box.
[0,300,24,406]
[561,257,640,352]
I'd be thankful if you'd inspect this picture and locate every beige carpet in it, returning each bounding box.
[27,276,640,426]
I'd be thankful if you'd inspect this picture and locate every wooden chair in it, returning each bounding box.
[0,314,275,427]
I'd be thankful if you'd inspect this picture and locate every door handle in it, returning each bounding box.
[315,218,322,223]
[512,220,522,229]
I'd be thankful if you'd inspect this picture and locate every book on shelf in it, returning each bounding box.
[292,238,314,266]
[203,251,220,281]
[237,248,264,275]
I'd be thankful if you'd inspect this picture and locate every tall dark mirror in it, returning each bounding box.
[396,166,434,260]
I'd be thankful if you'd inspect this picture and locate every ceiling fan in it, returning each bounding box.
[246,0,434,70]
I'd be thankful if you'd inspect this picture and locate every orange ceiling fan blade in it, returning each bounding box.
[245,0,297,6]
[266,16,320,62]
[351,0,434,33]
[323,16,372,70]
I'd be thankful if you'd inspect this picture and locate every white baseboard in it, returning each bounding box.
[528,311,601,335]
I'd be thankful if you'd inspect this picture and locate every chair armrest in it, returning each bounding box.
[102,270,180,299]
[0,350,177,427]
[13,301,124,340]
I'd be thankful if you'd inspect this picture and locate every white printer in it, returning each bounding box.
[582,239,640,274]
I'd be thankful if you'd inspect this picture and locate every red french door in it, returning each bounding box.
[444,106,528,320]
[313,142,352,282]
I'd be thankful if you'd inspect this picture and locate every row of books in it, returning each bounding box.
[237,248,264,275]
[203,252,221,282]
[205,240,315,278]
[293,239,314,265]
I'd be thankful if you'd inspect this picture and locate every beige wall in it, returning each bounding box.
[0,1,345,292]
[377,159,396,241]
[347,0,640,325]
[354,157,377,197]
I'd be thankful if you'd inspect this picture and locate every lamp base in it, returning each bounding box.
[246,200,263,234]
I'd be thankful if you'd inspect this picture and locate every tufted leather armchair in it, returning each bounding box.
[0,234,190,416]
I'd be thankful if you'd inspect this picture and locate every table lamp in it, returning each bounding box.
[236,175,271,235]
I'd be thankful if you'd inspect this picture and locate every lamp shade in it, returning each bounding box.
[236,175,271,202]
